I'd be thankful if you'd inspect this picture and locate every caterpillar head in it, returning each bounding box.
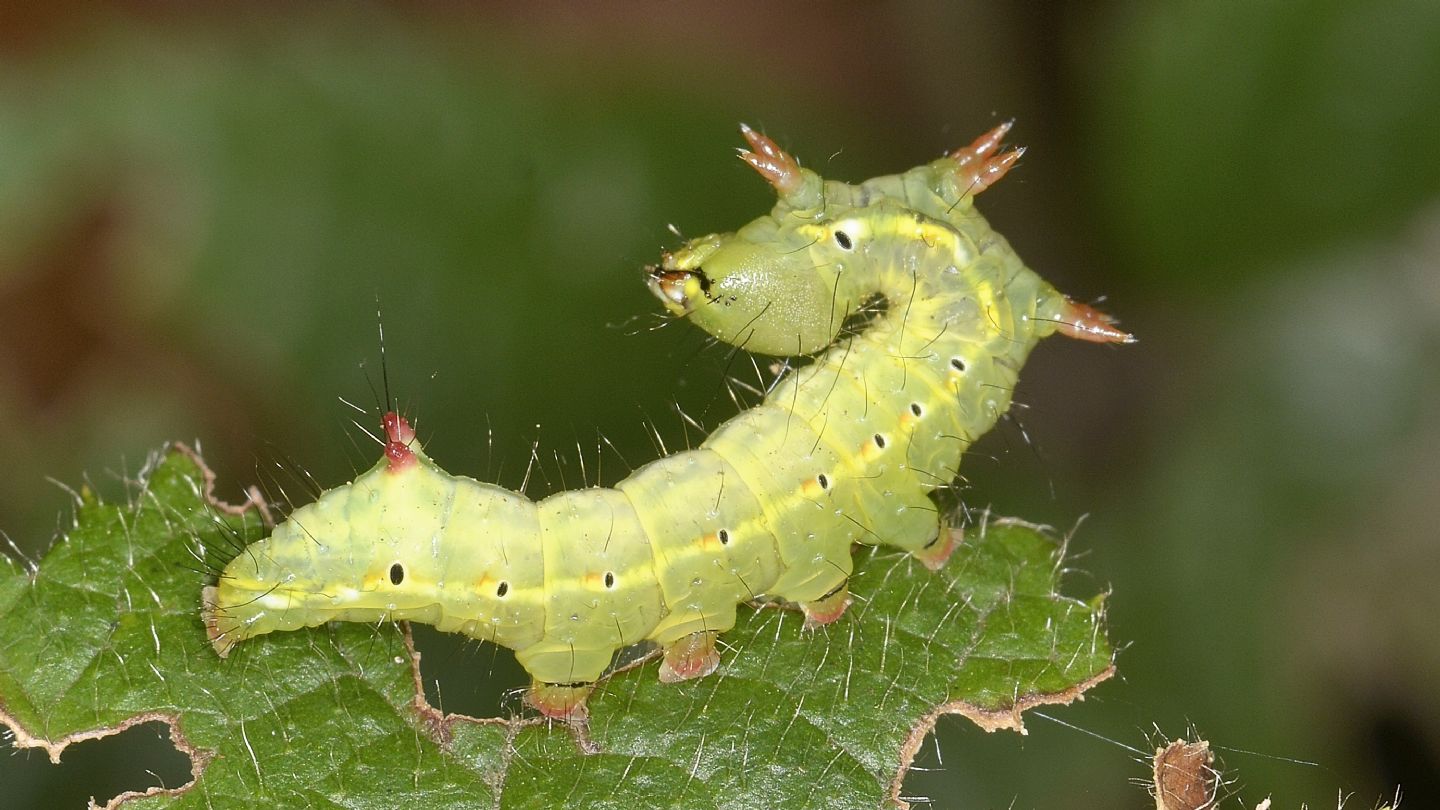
[648,125,855,357]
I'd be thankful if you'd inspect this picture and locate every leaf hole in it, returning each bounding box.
[410,624,527,721]
[4,720,194,808]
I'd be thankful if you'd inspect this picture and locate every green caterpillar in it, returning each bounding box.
[202,123,1131,720]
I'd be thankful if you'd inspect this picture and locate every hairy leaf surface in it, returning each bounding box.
[0,448,1112,808]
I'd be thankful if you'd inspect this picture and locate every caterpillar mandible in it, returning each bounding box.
[201,122,1132,721]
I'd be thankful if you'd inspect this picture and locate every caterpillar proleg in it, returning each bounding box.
[201,122,1132,721]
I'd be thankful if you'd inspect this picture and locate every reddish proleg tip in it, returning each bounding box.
[658,631,721,683]
[525,682,593,722]
[801,583,852,629]
[382,411,418,472]
[913,528,961,571]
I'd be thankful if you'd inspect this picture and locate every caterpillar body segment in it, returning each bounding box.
[202,123,1131,722]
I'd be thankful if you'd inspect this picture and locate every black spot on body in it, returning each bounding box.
[496,581,510,598]
[389,563,405,586]
[718,529,731,545]
[834,230,853,250]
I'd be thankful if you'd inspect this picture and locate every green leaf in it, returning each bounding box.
[0,448,1112,808]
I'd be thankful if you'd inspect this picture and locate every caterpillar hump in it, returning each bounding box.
[201,123,1132,722]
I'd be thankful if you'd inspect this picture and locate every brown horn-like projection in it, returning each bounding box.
[948,120,1026,197]
[738,123,805,198]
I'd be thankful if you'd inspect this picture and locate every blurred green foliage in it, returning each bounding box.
[1,2,1437,808]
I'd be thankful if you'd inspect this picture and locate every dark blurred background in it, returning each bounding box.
[2,2,1437,807]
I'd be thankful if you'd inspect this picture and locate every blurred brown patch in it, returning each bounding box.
[0,203,121,411]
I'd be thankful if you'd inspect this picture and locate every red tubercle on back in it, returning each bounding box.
[383,411,418,472]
